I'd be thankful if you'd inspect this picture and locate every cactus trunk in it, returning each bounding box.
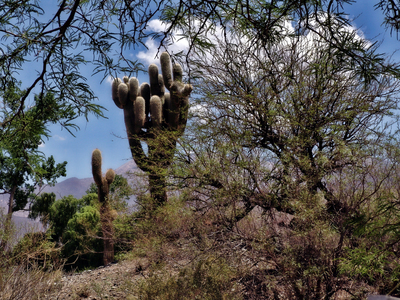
[149,174,168,207]
[101,202,114,265]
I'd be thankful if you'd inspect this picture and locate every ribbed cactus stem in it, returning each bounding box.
[149,64,160,94]
[91,149,115,200]
[140,83,151,117]
[106,169,115,185]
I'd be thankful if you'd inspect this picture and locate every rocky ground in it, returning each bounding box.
[52,258,149,300]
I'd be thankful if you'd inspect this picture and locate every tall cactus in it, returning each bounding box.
[91,148,115,265]
[111,52,192,207]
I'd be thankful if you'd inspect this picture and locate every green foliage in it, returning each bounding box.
[62,205,102,268]
[36,193,102,269]
[40,187,133,269]
[0,82,67,221]
[112,213,138,254]
[47,194,97,242]
[29,192,56,225]
[339,245,390,281]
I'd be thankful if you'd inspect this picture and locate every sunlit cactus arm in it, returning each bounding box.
[111,78,123,108]
[160,52,192,131]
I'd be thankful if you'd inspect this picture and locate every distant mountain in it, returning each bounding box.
[41,176,94,200]
[0,159,139,215]
[41,159,139,200]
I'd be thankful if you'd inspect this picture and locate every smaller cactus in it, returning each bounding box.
[91,149,115,265]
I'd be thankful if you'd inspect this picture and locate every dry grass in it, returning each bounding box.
[0,263,63,300]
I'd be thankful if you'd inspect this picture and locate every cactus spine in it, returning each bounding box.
[91,149,115,265]
[111,52,192,206]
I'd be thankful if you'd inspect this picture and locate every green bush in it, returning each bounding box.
[62,204,103,269]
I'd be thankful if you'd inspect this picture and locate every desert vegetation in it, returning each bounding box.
[3,1,400,299]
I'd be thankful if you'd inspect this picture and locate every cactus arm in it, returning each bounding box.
[111,78,123,108]
[150,95,162,128]
[173,64,183,82]
[129,77,139,102]
[134,96,146,133]
[139,82,151,119]
[149,64,160,95]
[158,74,165,102]
[106,169,115,185]
[159,52,192,131]
[127,137,152,173]
[118,83,129,107]
[163,93,170,124]
[160,52,173,89]
[123,99,137,137]
[92,149,103,187]
[178,95,190,134]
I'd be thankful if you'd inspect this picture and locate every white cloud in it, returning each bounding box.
[54,135,66,141]
[136,19,222,67]
[134,15,370,92]
[147,19,168,32]
[137,39,162,66]
[105,75,114,84]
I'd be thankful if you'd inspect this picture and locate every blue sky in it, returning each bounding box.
[35,1,400,180]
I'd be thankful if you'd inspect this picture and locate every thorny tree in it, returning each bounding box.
[173,17,400,298]
[184,18,400,216]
